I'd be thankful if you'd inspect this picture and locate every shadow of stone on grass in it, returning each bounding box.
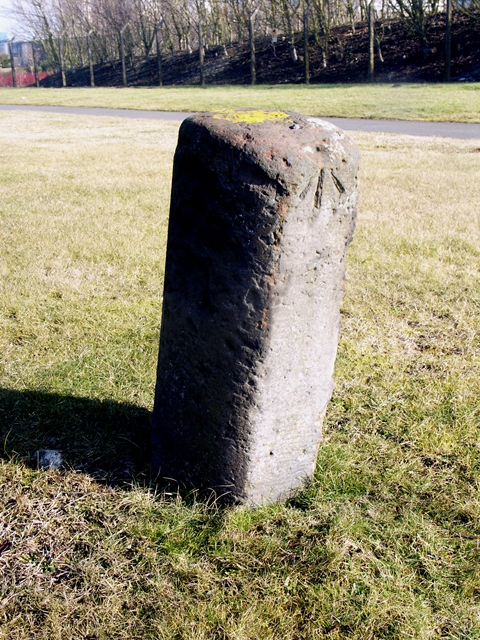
[0,387,151,486]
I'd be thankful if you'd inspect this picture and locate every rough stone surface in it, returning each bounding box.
[152,109,359,504]
[36,449,63,470]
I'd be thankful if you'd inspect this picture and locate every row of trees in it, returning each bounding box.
[5,0,478,85]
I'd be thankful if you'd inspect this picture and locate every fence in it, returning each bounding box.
[0,30,156,88]
[0,70,52,87]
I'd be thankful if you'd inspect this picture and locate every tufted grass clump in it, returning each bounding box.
[0,112,479,638]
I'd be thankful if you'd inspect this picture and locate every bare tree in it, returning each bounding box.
[131,0,162,60]
[10,0,61,64]
[389,0,440,43]
[303,0,310,82]
[311,0,332,68]
[280,0,301,62]
[8,0,468,90]
[245,0,259,83]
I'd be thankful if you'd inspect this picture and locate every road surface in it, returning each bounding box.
[1,104,479,139]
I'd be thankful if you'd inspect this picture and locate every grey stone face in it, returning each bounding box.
[152,109,359,504]
[36,449,63,470]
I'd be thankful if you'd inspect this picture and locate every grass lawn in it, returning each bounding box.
[1,83,480,123]
[1,112,480,638]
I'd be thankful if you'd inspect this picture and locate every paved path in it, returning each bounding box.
[1,104,480,139]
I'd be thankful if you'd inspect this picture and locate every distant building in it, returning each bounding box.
[14,41,32,67]
[0,32,8,56]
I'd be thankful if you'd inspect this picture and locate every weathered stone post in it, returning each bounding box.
[152,109,359,504]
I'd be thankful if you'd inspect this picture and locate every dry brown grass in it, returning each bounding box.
[0,465,184,639]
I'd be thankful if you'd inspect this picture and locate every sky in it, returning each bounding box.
[0,0,15,38]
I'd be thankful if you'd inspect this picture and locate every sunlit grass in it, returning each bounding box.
[1,82,480,122]
[1,112,480,638]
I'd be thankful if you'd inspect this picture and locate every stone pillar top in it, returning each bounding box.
[185,108,359,196]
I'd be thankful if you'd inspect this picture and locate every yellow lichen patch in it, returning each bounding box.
[212,109,291,124]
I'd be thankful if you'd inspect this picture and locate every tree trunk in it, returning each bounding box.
[87,32,95,87]
[249,11,256,85]
[58,37,67,87]
[375,33,384,63]
[368,0,374,82]
[198,18,205,86]
[155,25,163,87]
[303,3,310,85]
[120,26,128,87]
[284,2,298,63]
[156,26,163,87]
[8,40,17,88]
[445,0,452,81]
[32,42,40,87]
[290,41,298,63]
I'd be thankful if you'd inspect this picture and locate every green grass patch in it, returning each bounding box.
[1,83,480,122]
[1,112,480,638]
